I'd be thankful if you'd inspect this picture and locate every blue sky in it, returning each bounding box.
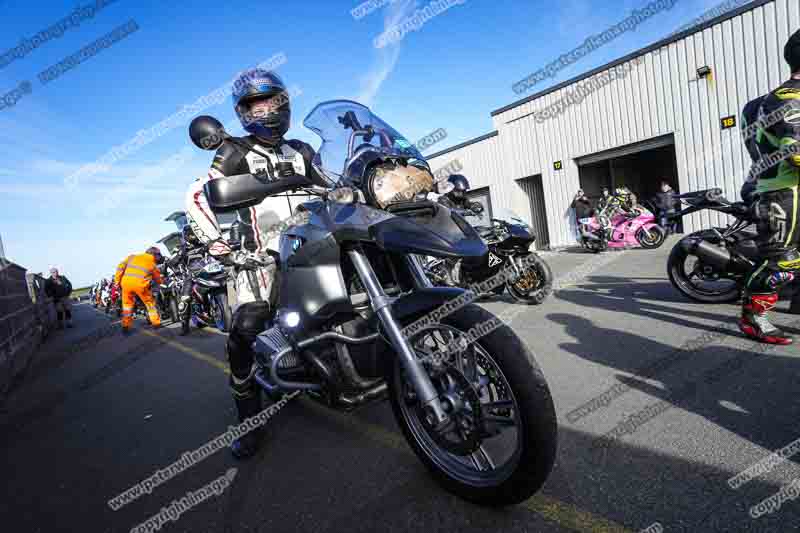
[0,0,725,287]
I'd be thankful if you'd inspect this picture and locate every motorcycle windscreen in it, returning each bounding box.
[204,173,312,212]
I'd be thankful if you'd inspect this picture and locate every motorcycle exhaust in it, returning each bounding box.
[683,239,732,270]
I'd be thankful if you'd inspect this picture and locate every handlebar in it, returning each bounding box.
[672,188,756,222]
[675,188,726,204]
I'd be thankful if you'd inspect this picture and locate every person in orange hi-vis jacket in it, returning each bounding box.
[114,247,165,333]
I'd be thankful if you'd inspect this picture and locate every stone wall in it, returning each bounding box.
[0,260,54,402]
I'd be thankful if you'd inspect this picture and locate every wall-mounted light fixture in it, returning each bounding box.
[697,66,712,79]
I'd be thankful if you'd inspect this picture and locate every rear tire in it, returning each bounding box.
[387,304,557,506]
[583,238,606,253]
[667,240,742,303]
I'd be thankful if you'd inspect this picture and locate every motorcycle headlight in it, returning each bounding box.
[368,163,434,209]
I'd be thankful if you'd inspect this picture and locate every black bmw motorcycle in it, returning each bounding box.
[179,253,233,335]
[667,188,761,303]
[424,208,552,304]
[190,100,557,506]
[155,269,181,325]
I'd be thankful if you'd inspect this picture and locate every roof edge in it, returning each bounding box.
[491,0,773,117]
[426,130,498,160]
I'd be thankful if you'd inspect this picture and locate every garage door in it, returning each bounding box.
[575,134,674,167]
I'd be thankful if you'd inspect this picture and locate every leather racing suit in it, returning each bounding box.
[741,77,800,342]
[185,133,326,413]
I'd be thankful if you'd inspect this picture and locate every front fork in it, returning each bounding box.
[347,249,450,427]
[639,223,655,240]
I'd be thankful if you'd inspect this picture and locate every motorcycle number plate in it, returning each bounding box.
[488,253,502,268]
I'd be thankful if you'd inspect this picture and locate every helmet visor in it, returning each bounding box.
[240,92,289,128]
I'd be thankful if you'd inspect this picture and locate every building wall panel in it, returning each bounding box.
[431,0,797,247]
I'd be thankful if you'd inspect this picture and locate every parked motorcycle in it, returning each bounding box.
[179,253,233,335]
[155,273,181,324]
[105,284,121,317]
[424,207,553,304]
[98,285,111,310]
[578,200,666,252]
[190,100,557,506]
[666,188,760,303]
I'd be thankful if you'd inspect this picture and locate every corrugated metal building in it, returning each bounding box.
[426,0,800,249]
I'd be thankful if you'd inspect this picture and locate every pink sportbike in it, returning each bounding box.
[577,204,666,252]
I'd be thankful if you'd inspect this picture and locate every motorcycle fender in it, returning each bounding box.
[390,287,468,325]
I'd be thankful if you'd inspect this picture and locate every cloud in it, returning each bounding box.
[355,0,416,106]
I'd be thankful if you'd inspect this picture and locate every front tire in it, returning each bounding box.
[387,304,557,506]
[180,310,191,336]
[169,296,180,325]
[636,225,666,249]
[212,292,232,333]
[506,254,553,305]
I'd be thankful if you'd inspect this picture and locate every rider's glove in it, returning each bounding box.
[231,251,275,271]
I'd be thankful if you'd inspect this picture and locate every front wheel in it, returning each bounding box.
[636,225,666,249]
[169,296,180,325]
[506,254,553,305]
[387,304,557,506]
[212,292,232,333]
[180,308,191,336]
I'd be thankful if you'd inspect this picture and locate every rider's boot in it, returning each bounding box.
[227,302,271,459]
[230,383,263,459]
[790,295,800,315]
[789,281,800,314]
[739,292,793,345]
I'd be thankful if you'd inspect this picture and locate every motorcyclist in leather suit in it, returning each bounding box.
[740,94,766,205]
[738,29,800,344]
[184,69,327,459]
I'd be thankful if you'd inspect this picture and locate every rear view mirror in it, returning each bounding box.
[190,115,227,151]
